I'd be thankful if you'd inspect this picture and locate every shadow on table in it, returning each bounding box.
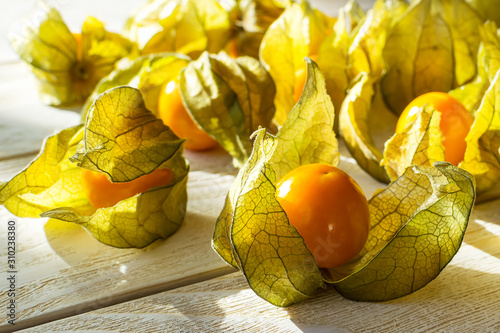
[144,262,500,332]
[43,218,113,266]
[286,264,500,332]
[465,219,500,260]
[42,208,221,270]
[40,209,237,321]
[465,198,500,260]
[183,145,238,175]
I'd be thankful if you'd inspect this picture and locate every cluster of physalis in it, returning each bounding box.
[2,0,500,306]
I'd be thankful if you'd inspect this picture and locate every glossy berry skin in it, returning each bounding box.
[275,163,370,269]
[81,168,174,209]
[158,79,218,151]
[396,92,474,166]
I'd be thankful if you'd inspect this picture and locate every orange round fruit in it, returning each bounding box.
[396,92,474,166]
[275,163,370,268]
[158,79,218,151]
[81,168,174,209]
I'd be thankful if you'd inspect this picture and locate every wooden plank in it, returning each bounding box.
[23,199,500,333]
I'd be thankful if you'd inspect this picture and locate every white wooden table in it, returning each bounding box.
[1,1,499,332]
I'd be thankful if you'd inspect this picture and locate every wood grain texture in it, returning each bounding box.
[26,201,500,333]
